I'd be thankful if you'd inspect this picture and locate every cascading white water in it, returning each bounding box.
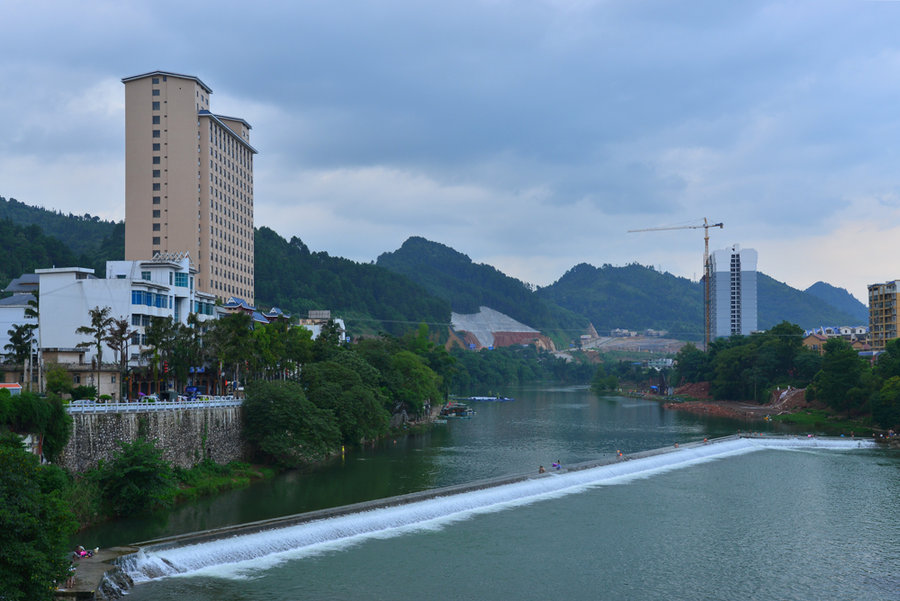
[121,437,875,583]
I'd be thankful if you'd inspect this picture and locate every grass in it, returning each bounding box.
[772,409,874,436]
[173,461,276,502]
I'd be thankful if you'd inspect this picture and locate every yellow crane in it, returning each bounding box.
[627,218,724,347]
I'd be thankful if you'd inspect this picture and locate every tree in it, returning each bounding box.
[673,342,708,384]
[809,338,866,412]
[243,380,340,465]
[97,438,175,516]
[44,363,72,397]
[872,376,900,430]
[104,317,134,401]
[5,322,37,388]
[75,306,113,400]
[0,434,77,601]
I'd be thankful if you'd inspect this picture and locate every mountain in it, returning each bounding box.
[254,227,451,336]
[0,219,85,290]
[0,196,120,258]
[376,237,590,344]
[539,263,865,340]
[804,281,868,324]
[537,263,704,338]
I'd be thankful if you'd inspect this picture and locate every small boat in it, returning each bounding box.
[465,395,515,402]
[440,402,476,418]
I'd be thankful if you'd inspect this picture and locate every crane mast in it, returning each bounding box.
[627,218,724,348]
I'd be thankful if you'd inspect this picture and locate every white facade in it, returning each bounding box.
[708,244,758,338]
[0,294,37,360]
[38,253,218,367]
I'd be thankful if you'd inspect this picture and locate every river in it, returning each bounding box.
[90,386,899,600]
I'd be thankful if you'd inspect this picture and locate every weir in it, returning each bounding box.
[109,435,875,587]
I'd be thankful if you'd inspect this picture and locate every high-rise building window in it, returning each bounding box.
[153,143,160,151]
[152,183,161,191]
[152,101,160,110]
[152,170,160,178]
[152,196,160,204]
[153,223,160,231]
[152,236,160,245]
[152,89,160,96]
[153,156,160,164]
[152,130,160,138]
[153,210,161,218]
[152,116,160,124]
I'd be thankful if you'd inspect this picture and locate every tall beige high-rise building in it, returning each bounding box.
[122,70,256,303]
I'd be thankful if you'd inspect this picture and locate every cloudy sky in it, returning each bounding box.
[4,0,900,303]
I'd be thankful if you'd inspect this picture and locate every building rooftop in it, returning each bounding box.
[121,70,213,94]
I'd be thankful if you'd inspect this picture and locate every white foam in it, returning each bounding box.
[122,437,875,583]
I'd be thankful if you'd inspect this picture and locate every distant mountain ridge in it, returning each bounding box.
[376,236,590,345]
[804,281,868,323]
[1,196,869,344]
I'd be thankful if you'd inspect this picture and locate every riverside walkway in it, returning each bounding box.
[65,397,241,414]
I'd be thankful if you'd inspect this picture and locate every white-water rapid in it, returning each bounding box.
[120,436,875,583]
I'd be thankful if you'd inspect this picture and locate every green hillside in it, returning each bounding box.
[539,263,864,340]
[0,219,85,290]
[376,236,590,344]
[0,196,121,259]
[254,227,451,336]
[537,263,703,338]
[804,281,868,323]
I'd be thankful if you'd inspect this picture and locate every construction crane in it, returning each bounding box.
[628,218,724,348]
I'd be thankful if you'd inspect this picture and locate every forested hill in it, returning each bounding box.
[539,263,865,339]
[254,227,451,336]
[804,281,869,323]
[0,196,121,259]
[0,219,85,290]
[375,236,590,341]
[536,263,703,338]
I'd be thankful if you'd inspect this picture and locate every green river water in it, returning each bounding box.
[85,386,899,600]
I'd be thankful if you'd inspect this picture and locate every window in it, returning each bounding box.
[174,272,188,287]
[152,77,159,84]
[132,314,142,326]
[73,375,81,384]
[153,143,161,151]
[152,101,160,110]
[153,156,160,164]
[152,183,161,191]
[152,170,160,177]
[152,130,160,138]
[152,236,160,245]
[152,223,160,231]
[152,196,160,204]
[141,271,151,281]
[152,116,160,124]
[152,89,160,96]
[152,210,161,218]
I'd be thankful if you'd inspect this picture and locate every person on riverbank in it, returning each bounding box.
[539,465,545,474]
[65,564,76,588]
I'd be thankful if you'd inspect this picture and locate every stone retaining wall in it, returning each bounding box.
[58,406,247,473]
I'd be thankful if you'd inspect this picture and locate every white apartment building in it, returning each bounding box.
[708,244,758,338]
[37,253,218,375]
[122,71,257,304]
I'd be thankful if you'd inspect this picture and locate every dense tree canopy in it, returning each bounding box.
[0,434,77,601]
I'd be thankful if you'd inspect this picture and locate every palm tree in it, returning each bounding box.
[5,323,37,389]
[142,316,177,397]
[75,306,113,399]
[104,316,134,401]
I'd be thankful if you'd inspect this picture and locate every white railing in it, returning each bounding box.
[65,397,242,413]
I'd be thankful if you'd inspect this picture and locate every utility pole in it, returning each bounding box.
[628,218,724,348]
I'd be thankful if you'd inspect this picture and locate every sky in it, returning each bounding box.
[3,1,900,304]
